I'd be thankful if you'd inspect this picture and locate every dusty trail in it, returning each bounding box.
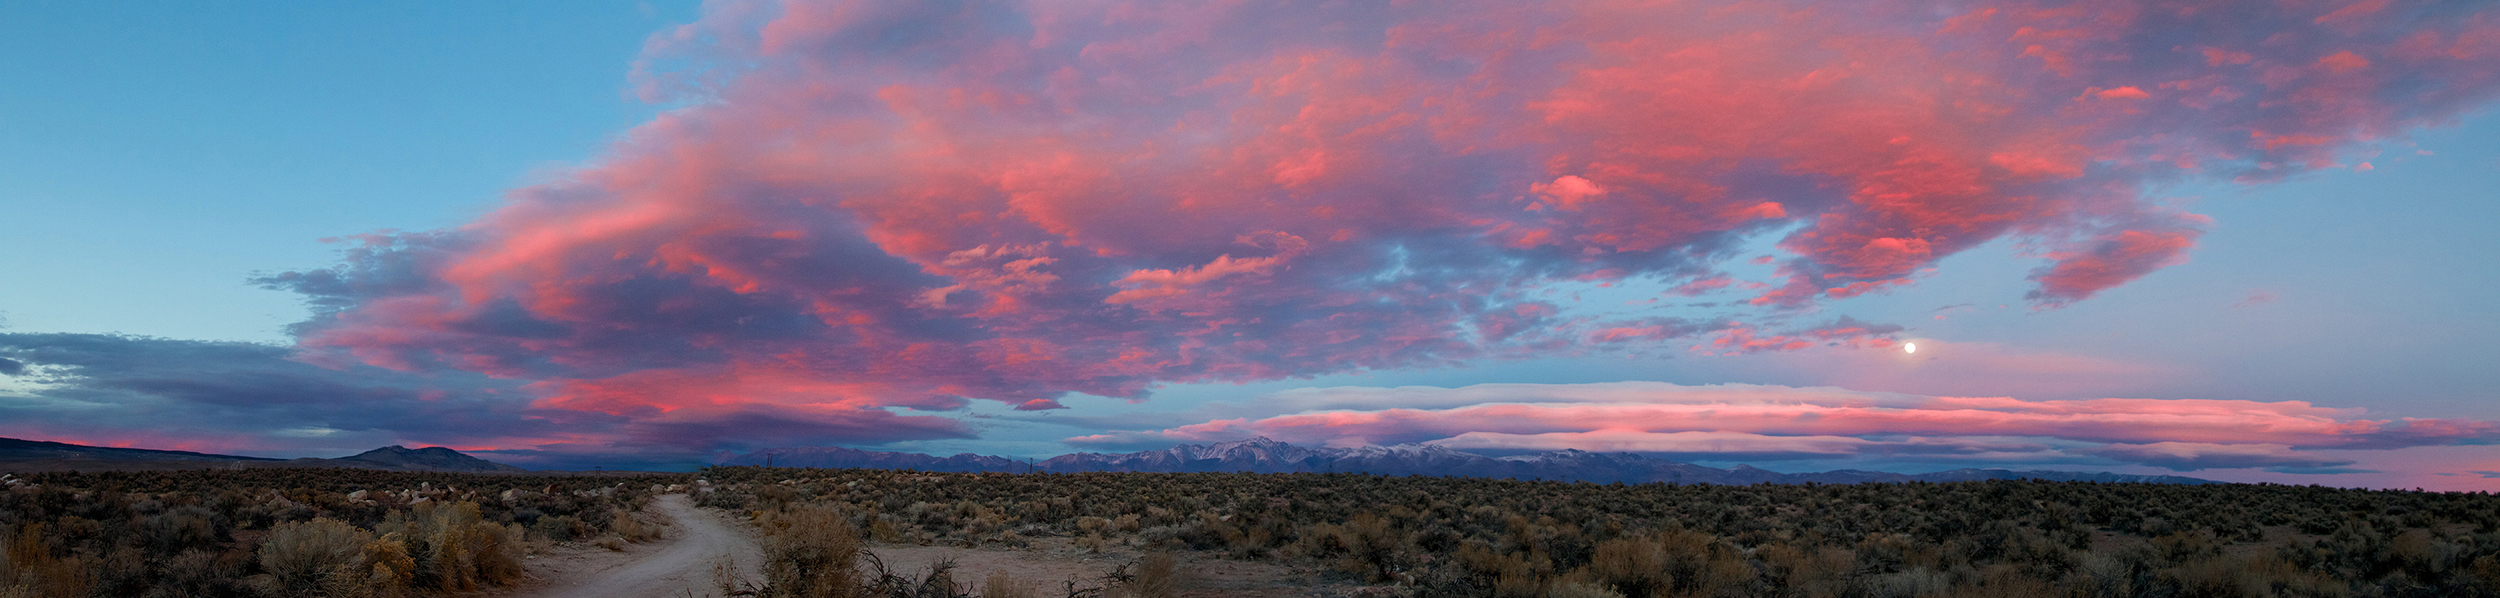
[525,494,761,598]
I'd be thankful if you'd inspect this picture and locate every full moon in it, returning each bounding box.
[1904,342,1918,354]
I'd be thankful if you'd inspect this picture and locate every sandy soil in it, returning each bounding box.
[506,494,763,598]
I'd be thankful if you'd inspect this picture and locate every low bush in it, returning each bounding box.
[1112,553,1184,598]
[760,505,864,598]
[256,517,368,598]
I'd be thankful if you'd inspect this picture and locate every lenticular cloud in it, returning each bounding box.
[262,0,2500,431]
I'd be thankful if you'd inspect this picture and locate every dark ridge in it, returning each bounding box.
[0,437,523,473]
[0,436,280,463]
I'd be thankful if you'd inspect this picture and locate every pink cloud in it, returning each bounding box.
[1682,316,1902,355]
[1430,430,2044,458]
[2093,86,2154,100]
[1103,381,2498,471]
[2028,221,2206,307]
[1664,275,1735,297]
[252,0,2500,449]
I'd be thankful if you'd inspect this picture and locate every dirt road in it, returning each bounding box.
[527,494,762,598]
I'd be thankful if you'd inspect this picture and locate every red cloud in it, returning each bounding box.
[256,0,2500,445]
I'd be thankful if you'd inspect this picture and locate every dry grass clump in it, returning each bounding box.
[250,516,424,598]
[758,504,864,598]
[532,514,588,542]
[612,507,666,543]
[1108,553,1186,598]
[1586,536,1670,598]
[253,502,519,597]
[375,501,526,592]
[979,571,1036,598]
[256,517,368,597]
[1,523,91,598]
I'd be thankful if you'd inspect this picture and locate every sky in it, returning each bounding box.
[1,0,2495,489]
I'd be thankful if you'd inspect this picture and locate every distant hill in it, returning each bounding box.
[719,437,2218,485]
[306,445,524,473]
[0,437,522,473]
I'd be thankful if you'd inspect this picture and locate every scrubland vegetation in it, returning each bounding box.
[696,466,2500,598]
[8,465,2500,598]
[737,497,1186,598]
[0,469,678,597]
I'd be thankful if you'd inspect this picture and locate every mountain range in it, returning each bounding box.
[0,437,521,473]
[717,437,2218,485]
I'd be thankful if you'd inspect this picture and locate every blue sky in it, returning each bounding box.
[2,0,2495,487]
[1,1,697,341]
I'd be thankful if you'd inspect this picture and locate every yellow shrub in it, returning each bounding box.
[760,505,861,598]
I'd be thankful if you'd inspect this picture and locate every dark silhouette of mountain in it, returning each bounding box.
[717,437,2219,485]
[308,445,524,472]
[0,436,280,468]
[0,437,522,472]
